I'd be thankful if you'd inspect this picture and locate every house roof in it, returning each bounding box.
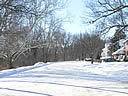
[123,39,128,43]
[112,47,125,55]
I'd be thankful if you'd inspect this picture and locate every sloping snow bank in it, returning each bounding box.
[0,62,47,78]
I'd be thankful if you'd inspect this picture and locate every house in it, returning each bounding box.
[111,39,128,61]
[112,47,125,61]
[112,47,125,57]
[101,39,128,62]
[123,39,128,56]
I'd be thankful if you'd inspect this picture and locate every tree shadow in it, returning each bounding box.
[0,87,53,96]
[1,80,128,95]
[7,70,122,83]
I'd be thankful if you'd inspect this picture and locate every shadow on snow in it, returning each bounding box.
[0,87,52,96]
[0,80,128,95]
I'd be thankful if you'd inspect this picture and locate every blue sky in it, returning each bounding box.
[60,0,115,36]
[61,0,85,34]
[60,0,96,34]
[59,0,114,37]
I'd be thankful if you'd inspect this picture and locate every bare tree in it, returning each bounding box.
[0,0,67,69]
[83,0,128,34]
[81,33,104,64]
[61,32,72,61]
[68,33,104,63]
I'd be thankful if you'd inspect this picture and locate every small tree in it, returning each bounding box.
[109,28,126,55]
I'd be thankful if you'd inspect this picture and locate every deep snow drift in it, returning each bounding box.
[0,61,128,96]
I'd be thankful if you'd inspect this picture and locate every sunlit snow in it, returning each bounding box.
[0,61,128,96]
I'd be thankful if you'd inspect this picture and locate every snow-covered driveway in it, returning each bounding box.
[0,61,128,96]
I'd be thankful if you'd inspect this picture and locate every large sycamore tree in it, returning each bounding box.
[83,0,128,34]
[0,0,67,68]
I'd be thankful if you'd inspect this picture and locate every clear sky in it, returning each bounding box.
[60,0,113,37]
[61,0,96,34]
[60,0,115,37]
[61,0,85,34]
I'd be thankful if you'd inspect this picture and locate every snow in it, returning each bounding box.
[0,61,128,96]
[101,43,111,57]
[112,47,125,55]
[100,56,111,59]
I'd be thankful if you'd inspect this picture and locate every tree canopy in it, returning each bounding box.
[83,0,128,34]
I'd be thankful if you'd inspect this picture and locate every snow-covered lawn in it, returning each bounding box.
[0,61,128,96]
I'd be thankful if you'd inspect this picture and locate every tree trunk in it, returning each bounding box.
[54,48,57,61]
[63,52,66,61]
[91,57,93,64]
[8,59,13,69]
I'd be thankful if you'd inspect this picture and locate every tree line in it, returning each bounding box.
[1,0,126,69]
[0,0,67,69]
[0,0,105,69]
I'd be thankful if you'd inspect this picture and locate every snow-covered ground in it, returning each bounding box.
[0,61,128,96]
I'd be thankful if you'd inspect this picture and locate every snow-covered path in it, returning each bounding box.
[0,61,128,96]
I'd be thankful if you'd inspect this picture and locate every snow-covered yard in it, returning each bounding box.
[0,61,128,96]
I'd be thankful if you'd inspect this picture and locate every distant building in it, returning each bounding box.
[112,47,125,61]
[111,39,128,61]
[123,39,128,56]
[112,47,125,56]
